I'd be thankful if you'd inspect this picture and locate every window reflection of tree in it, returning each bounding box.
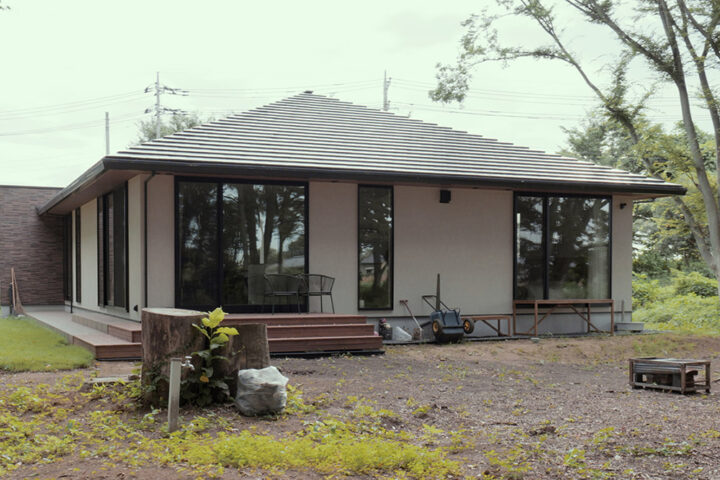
[359,187,392,309]
[178,181,306,310]
[516,196,544,300]
[222,184,305,306]
[515,195,610,301]
[178,182,218,306]
[549,198,609,299]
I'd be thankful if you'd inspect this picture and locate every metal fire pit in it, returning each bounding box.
[629,358,711,394]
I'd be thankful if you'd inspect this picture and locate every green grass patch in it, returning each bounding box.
[0,316,93,371]
[0,378,464,478]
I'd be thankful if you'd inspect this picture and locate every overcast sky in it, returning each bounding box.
[0,1,701,187]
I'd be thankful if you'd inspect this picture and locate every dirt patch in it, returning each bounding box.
[5,333,720,479]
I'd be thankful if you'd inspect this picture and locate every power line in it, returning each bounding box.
[0,92,146,121]
[392,77,682,104]
[186,79,378,94]
[0,113,144,137]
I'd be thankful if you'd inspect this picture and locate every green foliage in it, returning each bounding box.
[633,250,673,277]
[633,294,720,334]
[632,274,673,308]
[182,308,239,406]
[135,112,206,143]
[633,271,720,333]
[0,317,93,371]
[672,271,718,297]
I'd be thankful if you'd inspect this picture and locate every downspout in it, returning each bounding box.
[144,172,156,312]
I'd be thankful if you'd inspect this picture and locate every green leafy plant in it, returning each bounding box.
[181,308,239,406]
[672,270,717,297]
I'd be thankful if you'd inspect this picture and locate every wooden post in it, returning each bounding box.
[215,323,270,397]
[141,308,206,406]
[167,358,181,432]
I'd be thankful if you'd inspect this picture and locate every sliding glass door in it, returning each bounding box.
[176,179,307,312]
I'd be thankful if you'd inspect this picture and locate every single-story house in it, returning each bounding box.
[10,92,685,335]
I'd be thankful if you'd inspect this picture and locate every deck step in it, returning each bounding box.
[266,324,375,338]
[72,311,142,343]
[269,335,383,353]
[27,308,382,359]
[72,334,142,360]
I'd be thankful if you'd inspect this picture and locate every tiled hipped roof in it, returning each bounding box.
[106,92,683,195]
[39,92,685,215]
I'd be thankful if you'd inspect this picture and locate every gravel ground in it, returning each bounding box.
[5,333,720,479]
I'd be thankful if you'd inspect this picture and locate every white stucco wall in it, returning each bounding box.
[394,186,514,317]
[308,182,515,316]
[68,200,97,310]
[307,182,358,313]
[146,174,175,308]
[127,176,144,320]
[612,195,634,316]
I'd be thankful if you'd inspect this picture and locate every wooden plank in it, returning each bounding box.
[267,324,374,339]
[225,314,366,327]
[269,335,383,353]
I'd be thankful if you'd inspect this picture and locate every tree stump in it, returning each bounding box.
[216,323,270,397]
[141,308,206,406]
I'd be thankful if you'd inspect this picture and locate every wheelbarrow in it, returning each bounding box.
[422,274,466,343]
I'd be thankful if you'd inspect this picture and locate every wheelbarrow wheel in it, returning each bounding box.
[463,318,474,335]
[431,320,443,336]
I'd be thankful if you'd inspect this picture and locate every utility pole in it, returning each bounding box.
[144,72,189,140]
[383,70,391,112]
[105,112,110,155]
[155,72,161,139]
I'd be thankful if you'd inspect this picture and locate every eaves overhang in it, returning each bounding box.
[38,156,687,216]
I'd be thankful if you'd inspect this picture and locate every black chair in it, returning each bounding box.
[300,274,335,313]
[263,274,304,314]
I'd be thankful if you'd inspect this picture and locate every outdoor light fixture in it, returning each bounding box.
[439,189,451,204]
[620,202,627,209]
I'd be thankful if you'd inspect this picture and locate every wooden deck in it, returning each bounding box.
[26,309,383,360]
[224,313,384,354]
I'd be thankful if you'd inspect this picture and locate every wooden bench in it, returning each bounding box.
[462,315,512,337]
[512,299,614,337]
[629,358,710,394]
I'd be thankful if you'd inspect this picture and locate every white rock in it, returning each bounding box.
[235,366,289,416]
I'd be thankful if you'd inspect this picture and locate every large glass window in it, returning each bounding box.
[358,185,393,310]
[515,194,610,300]
[222,183,306,308]
[176,179,307,312]
[177,182,219,307]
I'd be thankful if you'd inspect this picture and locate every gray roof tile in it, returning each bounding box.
[108,92,683,195]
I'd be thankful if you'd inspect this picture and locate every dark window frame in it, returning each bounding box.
[174,176,309,313]
[97,184,129,311]
[357,184,394,311]
[512,192,613,300]
[63,214,73,302]
[97,197,104,306]
[75,208,81,303]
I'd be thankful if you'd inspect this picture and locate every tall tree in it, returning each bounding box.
[432,0,720,293]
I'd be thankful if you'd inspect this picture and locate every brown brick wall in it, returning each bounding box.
[0,186,65,306]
